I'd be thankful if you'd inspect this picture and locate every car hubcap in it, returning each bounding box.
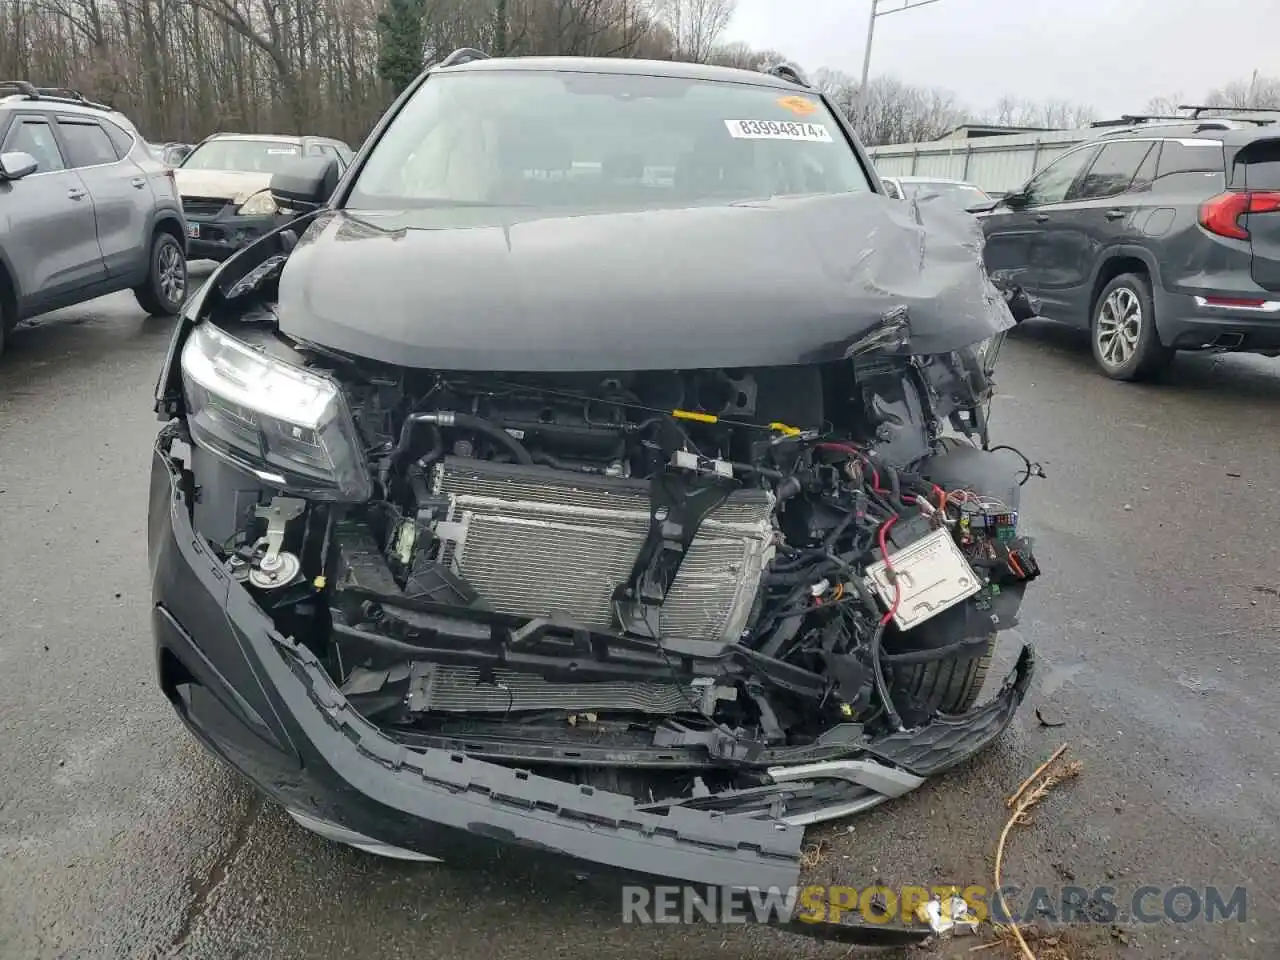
[159,243,185,304]
[1097,287,1141,366]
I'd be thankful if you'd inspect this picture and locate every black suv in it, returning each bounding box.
[980,113,1280,379]
[145,50,1037,908]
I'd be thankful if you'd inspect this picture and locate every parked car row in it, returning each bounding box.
[0,80,353,358]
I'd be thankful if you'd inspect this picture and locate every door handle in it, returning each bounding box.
[67,188,86,200]
[131,176,147,188]
[1034,214,1050,223]
[1105,208,1126,221]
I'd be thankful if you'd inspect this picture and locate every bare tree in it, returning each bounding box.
[707,39,787,72]
[649,0,733,63]
[985,95,1095,129]
[1203,71,1280,109]
[1143,92,1185,115]
[812,69,967,145]
[6,0,1274,157]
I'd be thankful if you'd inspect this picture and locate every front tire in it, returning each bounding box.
[134,232,188,317]
[890,634,995,714]
[1090,272,1172,381]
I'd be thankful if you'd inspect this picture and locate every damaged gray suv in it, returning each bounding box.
[148,50,1041,941]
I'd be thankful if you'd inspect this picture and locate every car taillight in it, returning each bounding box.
[1199,190,1280,240]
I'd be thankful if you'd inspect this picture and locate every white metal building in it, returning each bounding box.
[867,127,1093,195]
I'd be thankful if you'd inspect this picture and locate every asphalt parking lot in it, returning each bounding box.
[1,277,1278,960]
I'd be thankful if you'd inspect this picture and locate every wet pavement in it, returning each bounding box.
[1,283,1278,959]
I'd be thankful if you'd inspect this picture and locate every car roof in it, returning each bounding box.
[199,132,349,148]
[0,95,134,126]
[894,176,981,185]
[434,55,808,92]
[203,132,306,143]
[1092,119,1280,144]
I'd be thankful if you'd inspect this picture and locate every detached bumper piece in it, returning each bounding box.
[626,647,1033,826]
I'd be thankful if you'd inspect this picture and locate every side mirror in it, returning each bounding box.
[270,156,340,212]
[0,151,39,181]
[965,198,1000,215]
[1001,191,1030,210]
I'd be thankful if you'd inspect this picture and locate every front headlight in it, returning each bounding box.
[180,323,371,501]
[237,190,278,216]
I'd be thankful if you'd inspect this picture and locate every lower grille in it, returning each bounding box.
[181,196,229,218]
[406,664,698,715]
[432,457,774,643]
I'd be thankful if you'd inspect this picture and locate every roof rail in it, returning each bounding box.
[0,80,38,97]
[0,80,113,111]
[1090,113,1195,128]
[438,47,489,68]
[1180,103,1280,118]
[763,62,809,88]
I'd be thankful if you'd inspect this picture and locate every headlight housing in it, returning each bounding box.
[180,323,371,501]
[237,189,278,216]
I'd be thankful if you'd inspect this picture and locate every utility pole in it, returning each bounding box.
[859,0,947,109]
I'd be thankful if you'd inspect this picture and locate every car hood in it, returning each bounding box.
[275,193,1015,372]
[174,169,273,204]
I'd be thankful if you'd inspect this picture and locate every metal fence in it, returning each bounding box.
[867,128,1092,194]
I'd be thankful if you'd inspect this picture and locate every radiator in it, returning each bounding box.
[431,457,775,643]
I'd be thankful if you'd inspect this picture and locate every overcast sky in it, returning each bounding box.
[725,0,1278,117]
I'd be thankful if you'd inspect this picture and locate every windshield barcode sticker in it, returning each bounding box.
[724,119,833,142]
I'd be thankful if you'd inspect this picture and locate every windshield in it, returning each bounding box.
[903,181,991,207]
[347,70,872,211]
[182,139,302,174]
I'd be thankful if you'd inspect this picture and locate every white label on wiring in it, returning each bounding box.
[724,119,833,142]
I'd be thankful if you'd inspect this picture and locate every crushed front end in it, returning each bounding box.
[149,248,1039,922]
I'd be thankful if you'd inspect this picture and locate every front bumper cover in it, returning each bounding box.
[184,209,289,261]
[149,428,1034,942]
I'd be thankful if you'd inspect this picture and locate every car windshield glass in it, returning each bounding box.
[182,139,301,173]
[347,70,872,211]
[904,181,991,206]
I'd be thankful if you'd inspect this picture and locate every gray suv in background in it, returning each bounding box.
[0,82,188,358]
[980,112,1280,379]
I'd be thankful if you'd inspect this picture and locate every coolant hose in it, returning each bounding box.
[531,451,608,475]
[402,411,535,466]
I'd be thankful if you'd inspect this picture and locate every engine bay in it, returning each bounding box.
[182,330,1041,811]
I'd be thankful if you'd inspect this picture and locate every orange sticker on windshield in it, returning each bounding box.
[777,95,818,116]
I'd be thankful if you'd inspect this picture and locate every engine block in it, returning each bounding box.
[430,457,775,643]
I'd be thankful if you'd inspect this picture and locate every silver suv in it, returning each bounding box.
[0,82,188,358]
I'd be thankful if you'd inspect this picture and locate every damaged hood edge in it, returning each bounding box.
[272,192,1015,373]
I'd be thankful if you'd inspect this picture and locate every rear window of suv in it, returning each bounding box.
[347,70,872,211]
[1233,139,1280,190]
[1154,139,1225,193]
